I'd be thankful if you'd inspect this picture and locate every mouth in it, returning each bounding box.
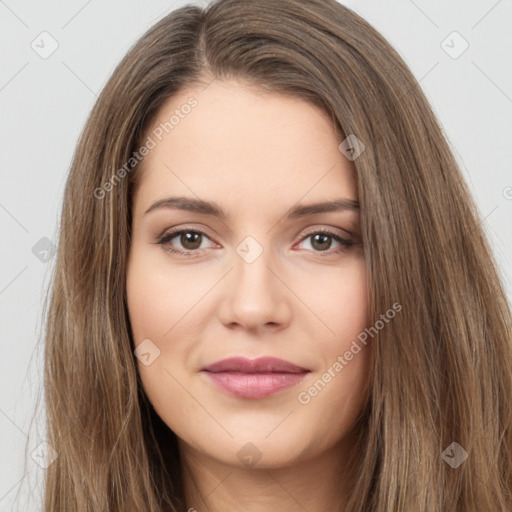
[200,357,311,399]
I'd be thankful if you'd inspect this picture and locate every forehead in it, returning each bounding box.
[133,80,357,217]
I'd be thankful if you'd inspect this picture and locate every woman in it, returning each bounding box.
[41,0,512,510]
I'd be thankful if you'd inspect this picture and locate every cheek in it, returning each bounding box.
[294,259,371,416]
[125,250,205,425]
[303,256,369,343]
[126,249,200,340]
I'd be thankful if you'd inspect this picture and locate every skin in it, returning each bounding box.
[126,79,371,511]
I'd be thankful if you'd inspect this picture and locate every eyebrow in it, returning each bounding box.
[144,196,360,219]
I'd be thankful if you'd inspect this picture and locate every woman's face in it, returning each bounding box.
[126,80,371,470]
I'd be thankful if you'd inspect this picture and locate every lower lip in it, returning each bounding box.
[201,371,308,399]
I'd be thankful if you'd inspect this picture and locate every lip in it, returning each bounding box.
[202,356,309,374]
[201,357,310,399]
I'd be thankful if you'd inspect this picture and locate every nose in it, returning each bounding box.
[216,242,292,333]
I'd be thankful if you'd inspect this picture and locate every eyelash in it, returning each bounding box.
[156,228,356,258]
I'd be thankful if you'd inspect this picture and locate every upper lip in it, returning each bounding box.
[201,357,309,374]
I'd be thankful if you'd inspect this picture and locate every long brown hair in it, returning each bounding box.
[37,0,512,510]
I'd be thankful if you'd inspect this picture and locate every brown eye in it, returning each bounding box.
[179,231,202,250]
[310,233,333,251]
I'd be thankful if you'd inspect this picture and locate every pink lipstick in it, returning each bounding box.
[201,357,310,399]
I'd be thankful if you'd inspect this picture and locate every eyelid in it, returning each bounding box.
[297,224,355,240]
[156,223,217,242]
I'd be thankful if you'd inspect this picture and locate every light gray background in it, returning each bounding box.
[1,0,511,510]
